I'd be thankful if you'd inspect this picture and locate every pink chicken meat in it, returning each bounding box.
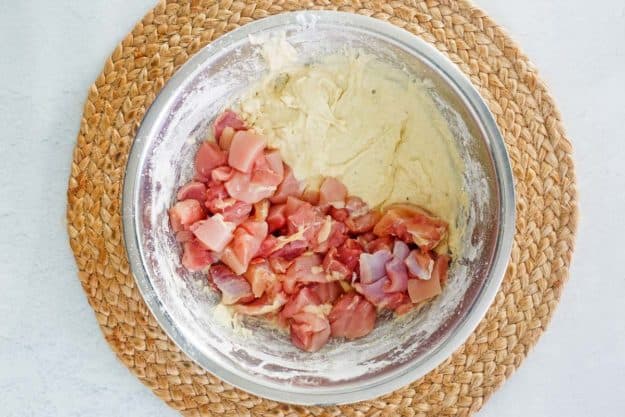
[169,110,451,352]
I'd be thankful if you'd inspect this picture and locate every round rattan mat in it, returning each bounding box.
[66,1,578,415]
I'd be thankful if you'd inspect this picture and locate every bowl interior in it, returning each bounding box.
[124,12,513,405]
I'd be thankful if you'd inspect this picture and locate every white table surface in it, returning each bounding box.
[1,1,624,416]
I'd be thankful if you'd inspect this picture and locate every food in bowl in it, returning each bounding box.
[125,12,515,403]
[169,109,451,351]
[167,36,468,352]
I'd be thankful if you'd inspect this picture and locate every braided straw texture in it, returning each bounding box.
[66,0,577,415]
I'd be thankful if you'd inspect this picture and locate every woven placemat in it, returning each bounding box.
[67,1,578,415]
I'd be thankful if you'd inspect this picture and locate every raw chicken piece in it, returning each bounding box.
[266,204,287,233]
[354,278,408,310]
[213,110,246,141]
[328,293,376,339]
[252,200,270,222]
[222,221,268,274]
[251,152,284,186]
[225,171,276,204]
[432,254,450,285]
[384,241,410,293]
[404,249,435,280]
[359,249,392,284]
[209,264,254,305]
[169,199,205,232]
[319,177,347,208]
[228,130,266,173]
[176,181,207,203]
[270,166,302,204]
[407,276,441,304]
[290,312,331,352]
[286,253,327,283]
[336,239,363,273]
[244,259,277,298]
[374,204,447,251]
[309,282,343,304]
[181,239,218,272]
[322,248,352,281]
[280,287,321,320]
[195,142,227,180]
[190,214,236,252]
[234,292,288,316]
[211,166,234,182]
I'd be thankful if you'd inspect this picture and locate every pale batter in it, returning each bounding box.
[237,39,467,254]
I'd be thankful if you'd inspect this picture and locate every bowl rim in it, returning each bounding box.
[122,10,516,405]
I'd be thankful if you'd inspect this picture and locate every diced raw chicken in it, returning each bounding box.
[220,246,246,275]
[314,217,348,253]
[366,237,394,253]
[345,211,380,234]
[252,151,284,187]
[280,287,321,320]
[224,221,268,274]
[219,127,235,151]
[407,275,441,304]
[290,312,331,352]
[345,196,370,217]
[329,207,349,222]
[279,271,300,294]
[404,249,435,280]
[286,253,327,283]
[354,278,408,310]
[286,201,324,243]
[209,264,254,305]
[269,257,293,275]
[211,166,234,182]
[190,214,236,252]
[284,196,308,217]
[319,177,347,208]
[270,166,302,204]
[219,200,253,224]
[432,254,450,285]
[251,153,283,186]
[328,293,376,339]
[213,110,246,141]
[359,249,392,284]
[322,248,351,281]
[391,239,410,259]
[171,113,455,352]
[195,142,227,180]
[383,241,410,293]
[270,239,308,261]
[225,171,276,204]
[244,259,277,298]
[175,230,194,243]
[169,199,205,232]
[252,200,270,222]
[373,204,447,250]
[332,240,360,276]
[266,204,287,233]
[264,149,284,179]
[181,239,218,272]
[176,181,207,203]
[228,130,266,173]
[302,188,320,205]
[233,292,288,316]
[204,182,229,212]
[309,282,343,304]
[406,213,448,251]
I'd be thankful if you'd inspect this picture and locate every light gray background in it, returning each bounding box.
[1,1,624,416]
